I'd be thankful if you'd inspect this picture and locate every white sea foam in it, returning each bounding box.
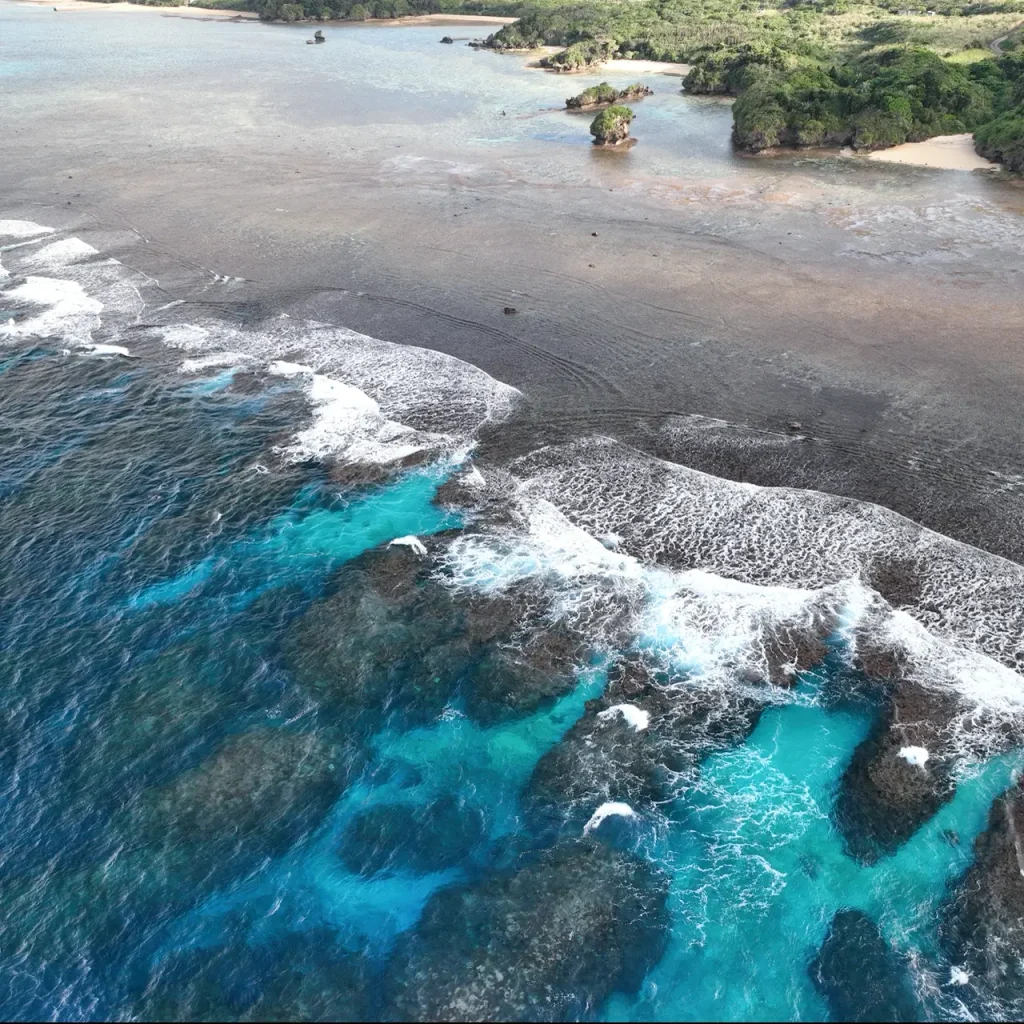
[583,801,635,834]
[268,360,313,377]
[899,745,930,767]
[82,343,132,358]
[598,704,651,732]
[22,238,98,269]
[180,352,250,373]
[390,535,428,556]
[0,275,103,345]
[0,220,54,240]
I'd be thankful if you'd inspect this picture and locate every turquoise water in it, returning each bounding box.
[3,317,1020,1019]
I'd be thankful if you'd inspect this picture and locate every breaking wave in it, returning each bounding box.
[2,218,1023,1022]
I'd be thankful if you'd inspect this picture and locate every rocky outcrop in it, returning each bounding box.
[526,655,764,828]
[833,679,959,863]
[383,840,670,1021]
[566,82,652,111]
[808,910,919,1022]
[940,777,1024,1010]
[590,105,634,146]
[440,36,454,44]
[540,39,616,73]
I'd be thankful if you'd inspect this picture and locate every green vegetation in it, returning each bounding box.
[567,82,652,108]
[732,45,998,151]
[78,0,1024,170]
[590,104,634,144]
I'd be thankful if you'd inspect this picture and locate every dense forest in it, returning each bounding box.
[85,0,1024,167]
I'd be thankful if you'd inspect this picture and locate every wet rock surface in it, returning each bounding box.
[833,680,959,863]
[284,542,586,728]
[527,655,764,825]
[808,909,919,1022]
[940,778,1024,1010]
[339,796,486,877]
[383,840,670,1021]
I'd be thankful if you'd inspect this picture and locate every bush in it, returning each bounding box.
[590,104,634,143]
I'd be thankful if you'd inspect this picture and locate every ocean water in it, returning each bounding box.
[2,209,1024,1022]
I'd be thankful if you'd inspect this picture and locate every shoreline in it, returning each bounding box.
[14,0,259,16]
[12,2,512,24]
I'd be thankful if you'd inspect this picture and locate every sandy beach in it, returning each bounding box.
[866,133,998,171]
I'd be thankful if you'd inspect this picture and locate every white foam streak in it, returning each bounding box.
[180,352,249,373]
[598,704,651,731]
[0,220,54,240]
[583,802,635,834]
[390,535,428,556]
[899,746,930,767]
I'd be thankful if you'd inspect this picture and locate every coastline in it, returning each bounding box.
[11,1,512,23]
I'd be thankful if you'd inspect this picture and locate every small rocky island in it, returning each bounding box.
[540,39,615,72]
[567,83,652,111]
[590,105,635,147]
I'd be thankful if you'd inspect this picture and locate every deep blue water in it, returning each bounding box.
[2,218,1024,1023]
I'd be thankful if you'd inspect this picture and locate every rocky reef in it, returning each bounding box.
[528,655,764,829]
[566,82,652,111]
[283,539,586,729]
[808,910,919,1022]
[940,777,1024,1012]
[833,679,960,864]
[590,105,635,146]
[383,840,670,1021]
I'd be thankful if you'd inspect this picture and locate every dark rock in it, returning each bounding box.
[440,36,454,44]
[940,778,1024,1009]
[808,909,918,1022]
[757,608,836,687]
[338,795,485,877]
[503,306,517,315]
[383,841,670,1021]
[865,555,926,608]
[833,680,959,863]
[526,655,763,826]
[284,543,586,728]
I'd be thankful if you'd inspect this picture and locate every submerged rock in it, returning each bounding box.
[527,655,763,827]
[134,927,370,1022]
[383,840,670,1021]
[833,680,959,863]
[940,777,1024,1011]
[284,541,585,728]
[808,909,919,1022]
[123,727,358,887]
[338,795,485,877]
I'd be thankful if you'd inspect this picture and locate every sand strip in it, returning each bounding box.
[866,134,997,172]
